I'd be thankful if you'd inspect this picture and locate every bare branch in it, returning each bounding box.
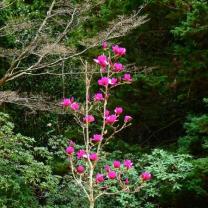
[0,1,148,89]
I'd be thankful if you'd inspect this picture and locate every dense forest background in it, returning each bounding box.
[0,0,208,207]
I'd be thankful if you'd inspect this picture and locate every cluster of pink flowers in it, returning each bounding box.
[94,44,132,89]
[98,77,118,86]
[140,171,152,181]
[112,45,126,56]
[104,107,132,125]
[113,63,124,72]
[66,142,152,182]
[93,55,109,68]
[94,93,104,102]
[63,42,152,194]
[61,97,80,111]
[94,159,152,184]
[97,74,132,87]
[76,165,85,174]
[66,146,74,155]
[83,115,95,123]
[77,149,87,159]
[91,134,103,142]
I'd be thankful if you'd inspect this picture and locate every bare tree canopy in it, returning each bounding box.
[0,0,148,86]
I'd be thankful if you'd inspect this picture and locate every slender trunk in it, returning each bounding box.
[89,200,95,208]
[85,62,95,208]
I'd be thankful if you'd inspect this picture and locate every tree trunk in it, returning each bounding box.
[89,200,95,208]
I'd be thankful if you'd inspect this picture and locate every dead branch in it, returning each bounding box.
[0,1,148,87]
[0,91,65,114]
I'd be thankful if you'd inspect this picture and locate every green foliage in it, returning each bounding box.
[178,114,208,155]
[0,113,59,208]
[140,149,193,191]
[94,148,193,208]
[1,0,208,207]
[186,158,208,196]
[177,108,208,205]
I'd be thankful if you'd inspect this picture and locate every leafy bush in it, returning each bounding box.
[0,113,59,208]
[93,148,193,208]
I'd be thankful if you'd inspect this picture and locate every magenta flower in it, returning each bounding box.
[124,115,133,123]
[102,41,108,49]
[125,178,129,185]
[113,63,124,72]
[108,171,117,179]
[123,73,132,82]
[105,165,111,172]
[91,134,103,142]
[113,160,121,168]
[112,45,126,56]
[70,102,79,111]
[89,153,98,161]
[123,159,133,169]
[96,173,104,183]
[76,149,87,159]
[98,77,110,86]
[94,55,109,68]
[140,172,152,181]
[83,115,95,123]
[114,107,123,115]
[76,165,85,174]
[94,93,104,102]
[65,146,74,155]
[109,77,117,86]
[105,114,118,125]
[61,98,73,107]
[105,109,110,117]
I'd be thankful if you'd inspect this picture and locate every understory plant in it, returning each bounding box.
[62,43,152,208]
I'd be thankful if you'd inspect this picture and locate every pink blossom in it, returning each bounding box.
[112,45,126,56]
[96,173,104,183]
[91,134,103,142]
[83,115,95,123]
[114,107,123,115]
[65,146,74,155]
[76,165,85,174]
[105,109,110,117]
[124,115,133,123]
[105,114,118,125]
[89,153,98,161]
[123,160,133,169]
[113,63,124,72]
[123,73,132,82]
[100,68,106,73]
[98,77,110,86]
[69,140,75,146]
[140,172,152,181]
[76,149,86,159]
[61,98,73,107]
[105,165,111,172]
[113,160,121,168]
[125,178,129,185]
[94,55,109,68]
[102,41,108,49]
[94,93,104,102]
[70,102,79,111]
[109,77,117,86]
[108,171,117,179]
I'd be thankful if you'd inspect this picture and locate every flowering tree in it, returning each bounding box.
[63,43,151,208]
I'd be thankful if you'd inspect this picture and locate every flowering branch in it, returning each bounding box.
[63,42,152,208]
